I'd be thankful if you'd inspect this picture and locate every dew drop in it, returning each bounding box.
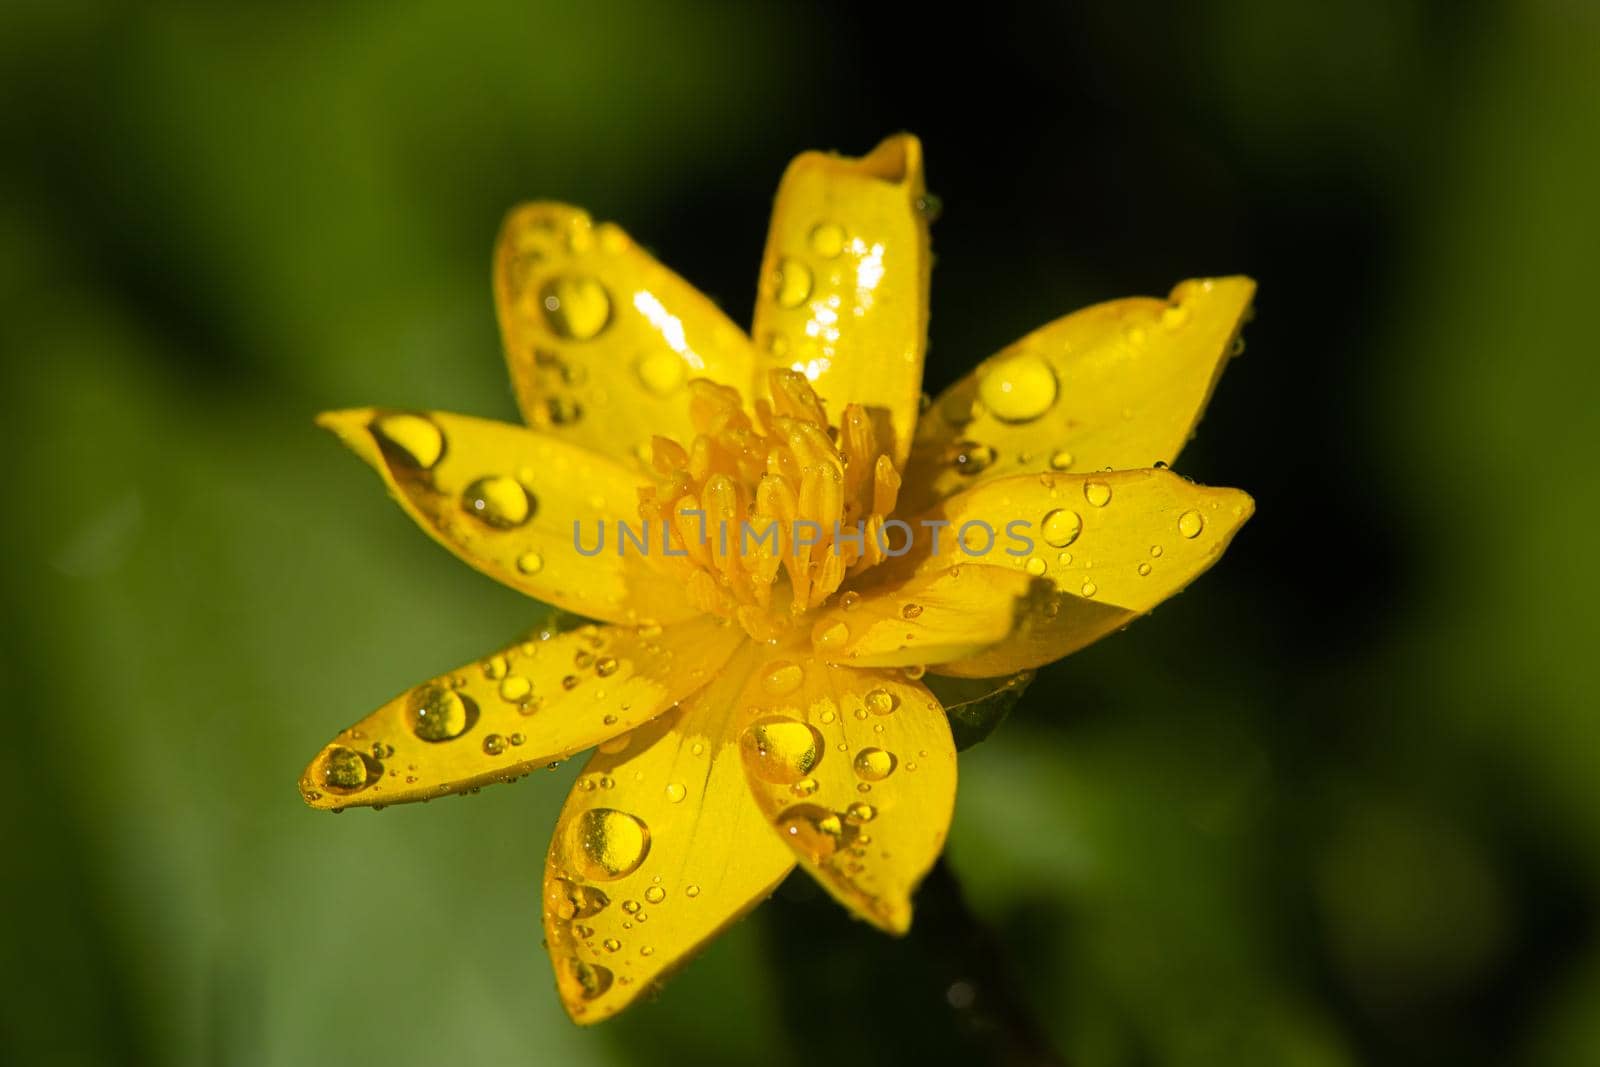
[409,684,470,741]
[809,222,845,258]
[481,654,509,680]
[864,688,898,715]
[1049,449,1074,471]
[541,275,612,341]
[482,733,507,756]
[644,885,666,904]
[516,551,545,575]
[812,619,849,650]
[776,803,857,860]
[664,782,687,804]
[977,353,1058,423]
[551,877,610,920]
[946,440,996,476]
[1083,481,1112,507]
[901,603,924,620]
[1080,580,1098,598]
[791,777,819,797]
[369,412,445,470]
[1137,562,1152,576]
[762,661,803,696]
[558,957,614,1002]
[846,802,877,823]
[740,716,824,784]
[565,808,651,880]
[853,747,897,781]
[635,351,687,396]
[773,257,813,308]
[462,475,535,528]
[840,590,861,612]
[1178,509,1206,538]
[685,884,701,898]
[499,674,533,704]
[1024,556,1047,577]
[1041,508,1082,548]
[602,938,621,953]
[320,745,370,791]
[595,656,619,678]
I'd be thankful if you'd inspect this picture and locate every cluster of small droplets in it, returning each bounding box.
[637,369,902,638]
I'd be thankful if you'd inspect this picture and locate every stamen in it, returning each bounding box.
[637,369,904,638]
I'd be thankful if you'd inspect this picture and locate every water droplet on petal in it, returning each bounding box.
[946,440,996,476]
[1080,580,1098,598]
[1041,508,1082,548]
[370,412,445,470]
[481,654,508,680]
[557,957,614,1001]
[1049,449,1074,471]
[635,350,687,396]
[776,803,857,860]
[773,258,813,308]
[517,551,545,575]
[740,716,824,784]
[565,809,651,880]
[644,886,666,904]
[595,656,619,678]
[685,884,701,898]
[762,661,803,696]
[846,802,877,823]
[1024,556,1047,577]
[482,733,507,756]
[977,353,1058,423]
[901,603,924,620]
[1137,562,1152,576]
[808,222,845,258]
[664,782,687,803]
[853,747,897,781]
[462,475,535,528]
[864,688,898,715]
[550,877,610,920]
[320,745,370,790]
[541,275,612,341]
[1178,509,1205,538]
[791,776,820,797]
[409,684,470,741]
[1083,481,1112,507]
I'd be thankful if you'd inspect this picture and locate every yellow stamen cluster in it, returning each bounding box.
[638,370,902,639]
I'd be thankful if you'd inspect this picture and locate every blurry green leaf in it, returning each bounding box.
[928,670,1035,750]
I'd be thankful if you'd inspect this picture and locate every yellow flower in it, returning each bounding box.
[299,134,1254,1023]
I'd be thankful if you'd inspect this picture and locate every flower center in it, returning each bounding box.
[637,370,902,640]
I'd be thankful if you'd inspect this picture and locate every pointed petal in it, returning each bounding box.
[808,563,1037,668]
[900,277,1254,512]
[751,135,931,466]
[542,642,794,1024]
[494,202,759,465]
[318,408,697,625]
[298,615,743,810]
[894,468,1254,676]
[734,642,956,934]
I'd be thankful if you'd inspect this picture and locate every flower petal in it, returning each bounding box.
[318,407,698,625]
[735,643,956,934]
[900,277,1254,513]
[541,642,794,1024]
[751,134,931,466]
[808,563,1037,668]
[493,202,759,465]
[298,614,743,811]
[894,468,1254,676]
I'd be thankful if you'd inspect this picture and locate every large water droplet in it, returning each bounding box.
[635,351,686,396]
[1083,481,1112,507]
[558,957,614,1002]
[1041,508,1082,548]
[740,716,824,784]
[773,258,813,308]
[776,803,857,860]
[320,745,370,791]
[864,688,898,715]
[462,475,534,528]
[566,808,651,880]
[1178,509,1205,538]
[809,222,845,258]
[946,440,996,476]
[541,275,612,341]
[977,353,1058,423]
[853,747,897,781]
[409,684,470,741]
[762,661,803,696]
[370,412,445,471]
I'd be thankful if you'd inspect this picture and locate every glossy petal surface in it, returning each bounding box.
[494,203,759,465]
[735,643,956,934]
[901,277,1254,512]
[299,615,743,810]
[891,468,1254,676]
[751,134,931,465]
[542,644,794,1023]
[319,408,698,625]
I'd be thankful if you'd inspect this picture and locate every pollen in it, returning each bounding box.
[637,369,902,638]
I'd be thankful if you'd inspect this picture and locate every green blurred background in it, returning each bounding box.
[4,1,1598,1064]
